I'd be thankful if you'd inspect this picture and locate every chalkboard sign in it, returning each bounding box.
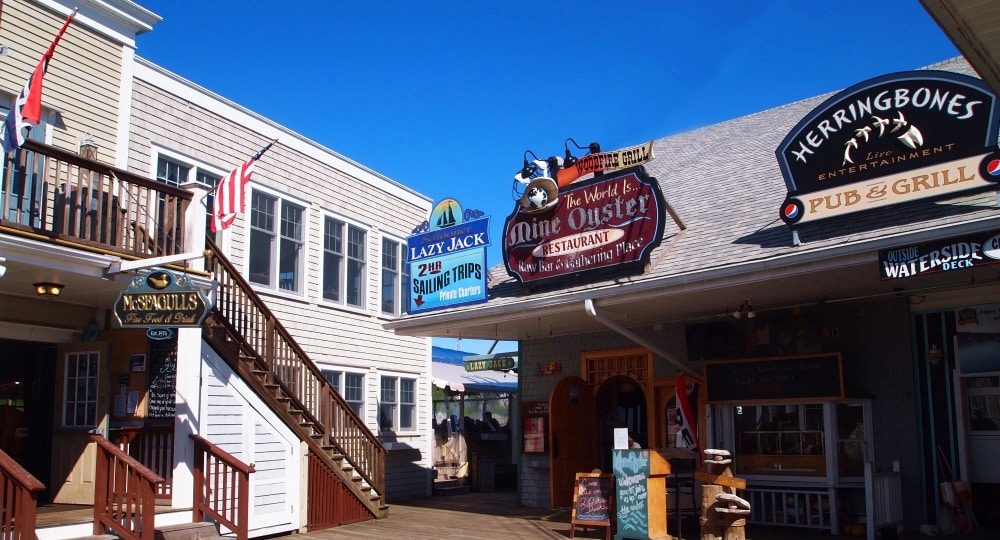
[614,450,650,539]
[570,473,613,538]
[704,353,843,402]
[147,336,178,419]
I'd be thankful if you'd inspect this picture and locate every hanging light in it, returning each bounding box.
[732,298,755,319]
[34,282,64,296]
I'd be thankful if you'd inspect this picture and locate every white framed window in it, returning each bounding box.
[379,375,416,432]
[249,188,305,293]
[322,369,365,417]
[322,215,368,308]
[381,236,407,316]
[151,151,225,236]
[63,351,100,427]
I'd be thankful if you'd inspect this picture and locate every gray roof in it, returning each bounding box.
[388,56,1000,340]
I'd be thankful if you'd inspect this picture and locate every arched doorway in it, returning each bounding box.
[596,375,648,472]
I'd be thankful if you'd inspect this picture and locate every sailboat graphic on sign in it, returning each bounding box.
[437,202,457,228]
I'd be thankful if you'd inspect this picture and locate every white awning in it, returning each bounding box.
[431,361,516,394]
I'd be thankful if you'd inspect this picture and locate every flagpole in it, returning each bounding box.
[200,138,278,203]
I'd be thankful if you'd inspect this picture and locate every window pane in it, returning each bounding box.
[400,378,415,430]
[197,171,221,234]
[323,218,344,302]
[344,373,364,417]
[64,352,99,428]
[379,403,396,430]
[156,157,189,187]
[381,377,396,402]
[323,370,342,394]
[249,193,275,285]
[347,225,366,307]
[382,239,399,314]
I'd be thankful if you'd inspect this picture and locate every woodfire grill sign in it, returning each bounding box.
[114,269,211,328]
[503,165,666,284]
[775,71,1000,229]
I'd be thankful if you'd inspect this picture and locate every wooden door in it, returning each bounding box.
[549,376,598,508]
[50,342,109,504]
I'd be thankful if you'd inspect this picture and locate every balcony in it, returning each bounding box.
[1,140,192,260]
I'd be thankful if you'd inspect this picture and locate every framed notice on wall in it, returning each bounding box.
[524,416,546,453]
[522,400,548,453]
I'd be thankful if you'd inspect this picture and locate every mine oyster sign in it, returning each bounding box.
[503,165,666,284]
[776,71,1000,230]
[114,269,211,328]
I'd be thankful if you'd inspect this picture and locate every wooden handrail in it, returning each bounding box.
[91,435,164,540]
[205,237,386,497]
[190,434,255,540]
[1,139,191,259]
[0,448,44,540]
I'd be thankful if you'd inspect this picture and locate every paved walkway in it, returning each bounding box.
[290,490,999,540]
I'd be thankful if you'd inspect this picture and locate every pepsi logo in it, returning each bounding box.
[988,159,1000,176]
[783,203,800,219]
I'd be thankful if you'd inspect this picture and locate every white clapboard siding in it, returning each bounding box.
[0,0,123,160]
[202,342,301,537]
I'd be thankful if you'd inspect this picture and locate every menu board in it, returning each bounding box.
[704,353,843,402]
[147,336,177,419]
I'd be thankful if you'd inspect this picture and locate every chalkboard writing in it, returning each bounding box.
[147,336,178,419]
[705,353,843,402]
[614,450,651,539]
[572,473,613,525]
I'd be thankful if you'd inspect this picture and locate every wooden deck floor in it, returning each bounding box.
[293,490,998,540]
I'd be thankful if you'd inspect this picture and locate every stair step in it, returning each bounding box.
[155,521,220,540]
[433,484,470,496]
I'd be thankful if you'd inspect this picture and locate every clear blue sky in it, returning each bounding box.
[134,1,960,354]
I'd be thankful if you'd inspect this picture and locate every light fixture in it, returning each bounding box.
[732,298,755,319]
[927,343,944,366]
[563,138,600,168]
[34,282,64,296]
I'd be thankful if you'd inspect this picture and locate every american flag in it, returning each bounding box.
[211,140,276,232]
[675,374,701,455]
[2,10,76,153]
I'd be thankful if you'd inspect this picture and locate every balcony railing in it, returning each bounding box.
[1,140,191,258]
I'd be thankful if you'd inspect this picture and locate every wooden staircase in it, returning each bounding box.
[202,238,387,525]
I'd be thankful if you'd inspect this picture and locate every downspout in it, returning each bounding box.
[584,298,702,380]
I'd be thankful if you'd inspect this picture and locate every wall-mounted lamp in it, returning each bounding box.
[927,343,944,366]
[732,298,755,319]
[563,138,600,168]
[34,282,64,296]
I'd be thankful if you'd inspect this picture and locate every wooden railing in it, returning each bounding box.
[92,435,164,540]
[306,452,374,531]
[0,449,44,540]
[1,140,190,258]
[111,424,174,501]
[205,238,386,499]
[190,434,255,540]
